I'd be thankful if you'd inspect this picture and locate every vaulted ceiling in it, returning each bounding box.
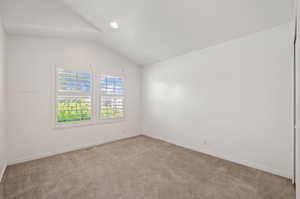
[0,0,294,65]
[0,0,99,39]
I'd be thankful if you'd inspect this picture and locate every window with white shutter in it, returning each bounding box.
[56,68,92,123]
[99,75,125,120]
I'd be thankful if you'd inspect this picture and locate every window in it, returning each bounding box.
[55,69,125,126]
[56,68,92,123]
[100,75,124,120]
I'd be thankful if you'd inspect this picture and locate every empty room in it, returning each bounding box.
[0,0,300,198]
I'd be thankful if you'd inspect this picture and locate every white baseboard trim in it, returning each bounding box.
[0,163,7,183]
[200,148,291,179]
[144,134,292,179]
[8,135,141,165]
[8,133,291,179]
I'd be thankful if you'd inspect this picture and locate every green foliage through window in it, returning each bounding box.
[57,97,91,122]
[100,75,124,120]
[56,68,92,123]
[100,96,124,119]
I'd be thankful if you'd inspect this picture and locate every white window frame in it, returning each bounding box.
[53,66,126,128]
[54,67,94,128]
[97,74,126,123]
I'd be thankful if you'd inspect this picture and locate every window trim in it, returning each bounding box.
[53,67,126,129]
[54,67,94,128]
[97,73,126,123]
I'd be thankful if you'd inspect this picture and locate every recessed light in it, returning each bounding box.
[110,21,119,29]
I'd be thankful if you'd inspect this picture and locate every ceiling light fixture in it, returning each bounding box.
[110,21,119,29]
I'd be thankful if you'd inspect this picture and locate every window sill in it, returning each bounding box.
[54,119,126,130]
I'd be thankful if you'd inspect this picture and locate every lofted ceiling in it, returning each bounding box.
[0,0,294,66]
[0,0,99,39]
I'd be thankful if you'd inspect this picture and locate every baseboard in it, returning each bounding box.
[199,148,291,179]
[8,135,141,165]
[143,134,292,179]
[0,163,7,183]
[8,133,291,179]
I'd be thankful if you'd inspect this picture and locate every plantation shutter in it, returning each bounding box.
[100,75,125,119]
[56,68,92,123]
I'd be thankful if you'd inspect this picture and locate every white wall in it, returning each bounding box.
[296,1,300,197]
[7,35,141,164]
[0,19,7,180]
[142,23,294,178]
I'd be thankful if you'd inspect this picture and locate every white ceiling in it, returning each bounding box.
[0,0,294,65]
[0,0,99,39]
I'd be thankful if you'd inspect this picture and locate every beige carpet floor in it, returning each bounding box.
[0,135,295,199]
